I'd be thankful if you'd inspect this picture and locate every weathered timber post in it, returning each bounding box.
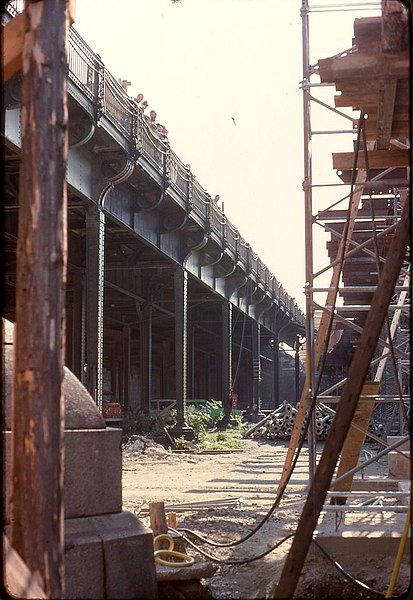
[10,1,70,597]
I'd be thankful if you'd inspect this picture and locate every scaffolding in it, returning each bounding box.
[274,1,411,596]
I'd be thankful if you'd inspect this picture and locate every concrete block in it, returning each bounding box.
[64,512,157,599]
[64,429,123,518]
[3,429,123,522]
[388,450,410,479]
[64,518,105,599]
[2,339,106,431]
[3,533,46,599]
[92,511,158,599]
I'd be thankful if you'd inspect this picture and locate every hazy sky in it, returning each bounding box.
[73,0,381,310]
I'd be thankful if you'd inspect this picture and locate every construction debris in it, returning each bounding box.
[123,435,169,457]
[139,497,245,515]
[247,400,384,442]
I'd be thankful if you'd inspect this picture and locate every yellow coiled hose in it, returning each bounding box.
[153,534,195,567]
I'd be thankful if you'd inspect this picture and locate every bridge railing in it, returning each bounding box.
[68,28,101,103]
[169,149,190,198]
[141,117,168,174]
[4,3,304,324]
[104,70,136,138]
[192,180,210,220]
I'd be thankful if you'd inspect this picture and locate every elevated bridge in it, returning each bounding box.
[3,9,305,425]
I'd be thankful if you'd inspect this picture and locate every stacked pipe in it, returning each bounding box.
[247,401,385,442]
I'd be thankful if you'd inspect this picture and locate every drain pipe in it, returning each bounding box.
[183,231,210,268]
[99,157,135,208]
[143,189,165,212]
[69,120,96,149]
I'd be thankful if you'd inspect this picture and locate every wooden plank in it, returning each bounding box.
[353,16,381,40]
[318,52,408,83]
[334,92,378,109]
[330,381,379,504]
[333,149,409,170]
[365,119,409,141]
[334,86,409,109]
[1,11,24,82]
[156,561,218,582]
[150,501,169,550]
[273,198,410,599]
[338,78,409,95]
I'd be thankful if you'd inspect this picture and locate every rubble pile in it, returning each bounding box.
[123,435,168,457]
[250,401,384,441]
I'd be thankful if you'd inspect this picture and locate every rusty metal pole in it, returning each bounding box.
[10,1,70,597]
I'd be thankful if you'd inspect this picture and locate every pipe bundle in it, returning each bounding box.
[249,401,384,441]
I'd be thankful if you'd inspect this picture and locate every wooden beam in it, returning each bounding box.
[365,118,409,141]
[318,51,408,83]
[1,2,75,84]
[273,198,410,599]
[334,91,378,109]
[330,381,379,504]
[10,1,70,597]
[332,149,409,170]
[381,0,409,52]
[353,16,381,40]
[1,11,24,83]
[337,78,409,95]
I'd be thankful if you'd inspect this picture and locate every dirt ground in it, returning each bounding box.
[121,437,410,599]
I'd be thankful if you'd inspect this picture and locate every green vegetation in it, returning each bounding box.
[170,402,244,451]
[122,401,245,451]
[121,410,170,442]
[197,427,244,451]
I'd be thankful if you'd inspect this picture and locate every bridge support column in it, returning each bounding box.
[70,270,84,380]
[85,207,105,411]
[272,332,280,409]
[217,302,237,427]
[122,325,131,411]
[188,323,195,400]
[252,321,264,422]
[169,268,194,440]
[161,339,170,399]
[139,304,152,413]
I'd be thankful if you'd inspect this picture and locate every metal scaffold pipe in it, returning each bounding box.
[301,0,317,481]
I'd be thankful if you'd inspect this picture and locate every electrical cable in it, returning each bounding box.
[171,426,308,549]
[311,538,385,597]
[167,527,390,597]
[168,527,294,566]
